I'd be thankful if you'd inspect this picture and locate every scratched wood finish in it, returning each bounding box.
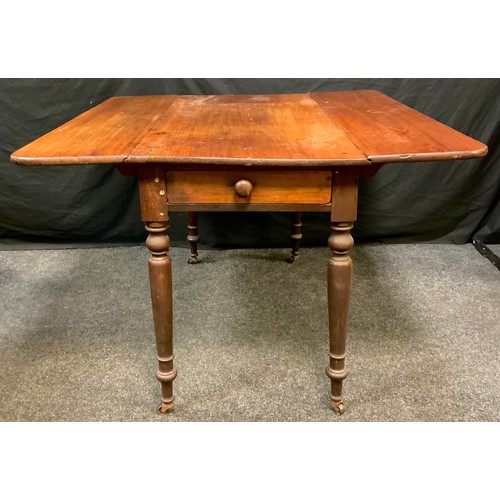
[166,171,332,204]
[311,90,488,163]
[127,94,368,166]
[11,92,487,168]
[11,96,176,165]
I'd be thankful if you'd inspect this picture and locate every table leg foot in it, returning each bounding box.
[187,256,198,264]
[158,398,175,414]
[330,398,345,415]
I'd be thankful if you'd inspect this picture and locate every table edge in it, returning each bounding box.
[10,147,488,167]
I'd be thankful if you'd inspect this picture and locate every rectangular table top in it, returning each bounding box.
[11,90,487,168]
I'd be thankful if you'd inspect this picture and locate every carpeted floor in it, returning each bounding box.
[0,243,499,422]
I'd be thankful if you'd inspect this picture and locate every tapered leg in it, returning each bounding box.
[286,212,303,263]
[146,221,177,413]
[187,212,199,264]
[326,221,354,415]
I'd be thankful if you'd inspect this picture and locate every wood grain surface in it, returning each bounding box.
[12,96,176,165]
[127,94,368,166]
[11,91,488,167]
[311,90,488,162]
[166,170,332,204]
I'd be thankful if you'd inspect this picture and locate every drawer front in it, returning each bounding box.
[166,171,332,205]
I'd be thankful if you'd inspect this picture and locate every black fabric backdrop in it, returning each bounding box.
[1,78,499,249]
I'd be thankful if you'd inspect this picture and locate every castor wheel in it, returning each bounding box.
[187,256,198,264]
[158,400,175,413]
[330,399,345,415]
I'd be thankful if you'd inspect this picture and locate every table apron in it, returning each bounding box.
[137,167,360,222]
[165,170,333,205]
[167,203,332,212]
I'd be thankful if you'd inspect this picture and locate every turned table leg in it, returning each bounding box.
[146,221,177,413]
[286,212,303,263]
[326,221,354,415]
[187,211,199,264]
[325,170,359,414]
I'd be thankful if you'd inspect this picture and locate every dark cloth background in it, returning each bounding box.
[1,78,498,249]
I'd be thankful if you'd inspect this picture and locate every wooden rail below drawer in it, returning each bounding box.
[167,203,332,212]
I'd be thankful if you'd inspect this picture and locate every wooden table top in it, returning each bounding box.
[11,90,487,168]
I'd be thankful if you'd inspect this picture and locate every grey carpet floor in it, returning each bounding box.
[0,244,499,422]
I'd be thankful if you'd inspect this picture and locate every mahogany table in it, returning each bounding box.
[11,90,488,415]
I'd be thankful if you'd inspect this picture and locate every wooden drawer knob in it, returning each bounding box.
[234,179,253,198]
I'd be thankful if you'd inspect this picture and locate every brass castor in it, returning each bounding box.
[286,254,299,264]
[187,256,198,264]
[158,400,175,413]
[330,399,345,415]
